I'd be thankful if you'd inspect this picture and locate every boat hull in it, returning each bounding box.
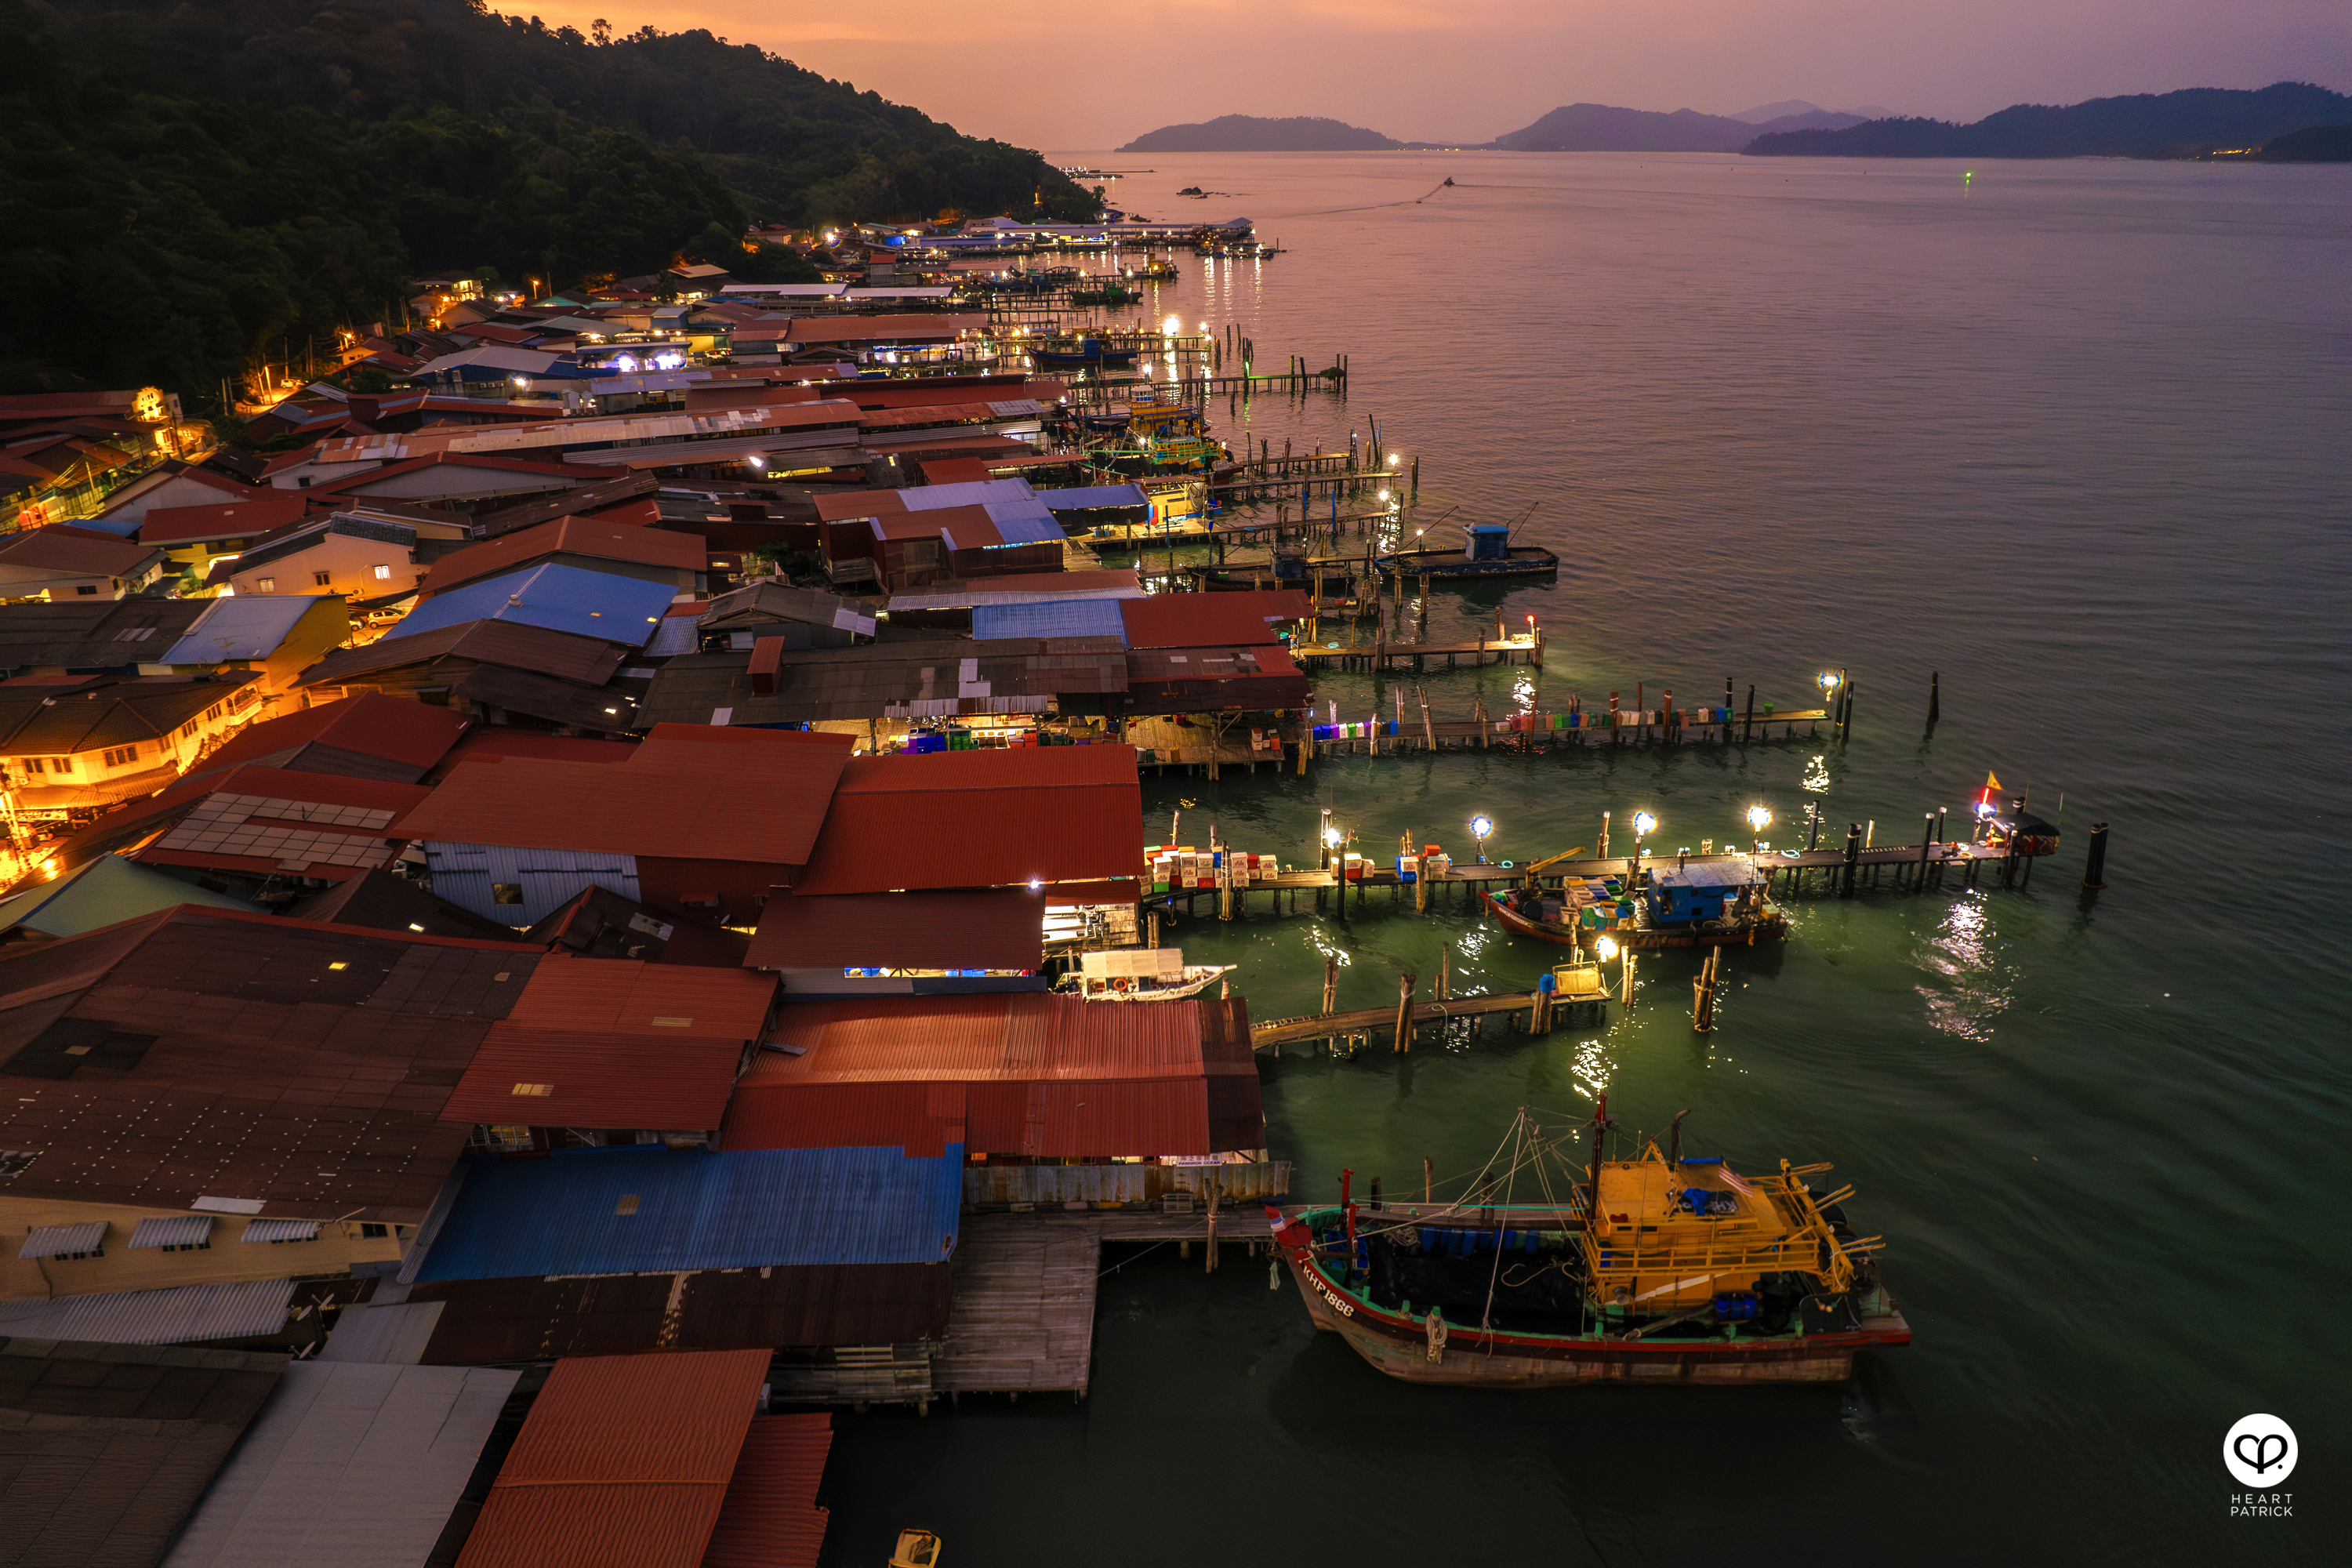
[1374,547,1558,580]
[1283,1253,1906,1388]
[1486,891,1786,952]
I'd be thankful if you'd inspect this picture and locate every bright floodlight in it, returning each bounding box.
[1388,453,1400,466]
[1747,805,1771,831]
[1471,815,1494,839]
[1029,878,1043,891]
[746,454,766,469]
[1595,935,1619,962]
[1325,827,1343,846]
[1820,671,1841,690]
[1632,811,1657,837]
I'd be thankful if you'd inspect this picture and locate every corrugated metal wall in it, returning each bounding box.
[424,841,641,927]
[961,1160,1290,1209]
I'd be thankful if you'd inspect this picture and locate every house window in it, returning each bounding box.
[205,703,222,720]
[372,564,393,580]
[470,1123,534,1151]
[49,757,71,775]
[21,759,40,775]
[313,571,332,586]
[161,1240,210,1252]
[492,883,524,904]
[256,577,274,592]
[358,1222,391,1239]
[100,745,139,768]
[74,585,99,596]
[180,718,200,739]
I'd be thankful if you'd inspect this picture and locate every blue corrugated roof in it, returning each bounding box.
[387,562,673,647]
[1036,485,1149,511]
[987,514,1068,546]
[416,1145,964,1280]
[162,593,333,663]
[972,600,1130,642]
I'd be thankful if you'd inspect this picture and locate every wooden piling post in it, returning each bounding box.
[1926,670,1940,730]
[1147,911,1160,949]
[1323,955,1339,1016]
[2083,822,2111,888]
[1742,684,1755,744]
[1392,971,1416,1052]
[1438,944,1450,999]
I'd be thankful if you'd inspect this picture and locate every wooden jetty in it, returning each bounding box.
[932,1209,1277,1403]
[1291,633,1542,671]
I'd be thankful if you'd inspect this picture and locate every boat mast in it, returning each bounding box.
[1584,1095,1611,1227]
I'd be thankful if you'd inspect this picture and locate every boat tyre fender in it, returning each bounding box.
[1112,977,1131,992]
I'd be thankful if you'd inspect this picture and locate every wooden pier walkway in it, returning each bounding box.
[1293,634,1542,670]
[933,1210,1276,1401]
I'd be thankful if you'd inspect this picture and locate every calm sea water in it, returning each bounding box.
[822,153,2350,1564]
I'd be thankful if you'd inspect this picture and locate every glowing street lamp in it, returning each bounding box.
[1470,814,1494,863]
[1628,811,1657,890]
[1746,804,1771,853]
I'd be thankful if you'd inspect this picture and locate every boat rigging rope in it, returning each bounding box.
[1478,1110,1527,1346]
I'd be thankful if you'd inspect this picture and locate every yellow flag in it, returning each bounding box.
[1984,771,2002,791]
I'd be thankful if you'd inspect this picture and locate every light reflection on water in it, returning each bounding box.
[1913,891,2009,1043]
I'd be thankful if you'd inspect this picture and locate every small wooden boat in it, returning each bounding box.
[888,1530,942,1568]
[1486,869,1787,953]
[1269,1105,1907,1387]
[1059,948,1235,1000]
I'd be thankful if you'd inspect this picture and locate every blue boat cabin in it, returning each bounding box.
[1642,858,1765,926]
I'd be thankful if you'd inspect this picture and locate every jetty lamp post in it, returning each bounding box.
[1471,815,1494,864]
[1747,804,1771,855]
[1631,811,1657,889]
[1595,934,1623,995]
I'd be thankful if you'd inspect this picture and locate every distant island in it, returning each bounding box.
[1747,82,2352,158]
[2248,122,2352,161]
[1120,115,1402,152]
[1486,101,1867,152]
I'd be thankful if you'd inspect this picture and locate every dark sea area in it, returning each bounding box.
[821,151,2350,1565]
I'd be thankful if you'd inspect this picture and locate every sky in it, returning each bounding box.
[514,2,2352,151]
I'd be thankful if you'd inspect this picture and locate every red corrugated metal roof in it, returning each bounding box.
[700,1414,833,1568]
[747,889,1043,971]
[789,746,1140,896]
[508,955,778,1038]
[746,993,1237,1083]
[1117,590,1308,649]
[439,1025,743,1130]
[191,692,470,774]
[426,730,637,779]
[457,1348,768,1568]
[724,1073,1254,1158]
[394,726,854,864]
[137,492,310,545]
[423,514,709,596]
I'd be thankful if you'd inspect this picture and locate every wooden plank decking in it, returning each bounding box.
[933,1210,1276,1397]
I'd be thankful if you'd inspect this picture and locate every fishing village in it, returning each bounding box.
[0,204,2103,1566]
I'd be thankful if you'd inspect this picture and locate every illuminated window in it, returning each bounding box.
[372,564,393,580]
[256,576,275,592]
[50,757,71,775]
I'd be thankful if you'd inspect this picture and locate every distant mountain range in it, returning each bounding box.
[1488,103,1867,151]
[1748,82,2352,158]
[1120,85,2352,161]
[1121,103,1875,153]
[1120,115,1401,152]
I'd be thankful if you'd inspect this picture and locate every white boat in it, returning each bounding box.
[1060,947,1235,1000]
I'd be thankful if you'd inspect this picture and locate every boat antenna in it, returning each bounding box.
[1504,502,1541,543]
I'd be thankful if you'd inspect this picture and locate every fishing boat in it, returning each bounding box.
[1375,521,1556,580]
[1069,281,1143,307]
[1486,855,1786,952]
[1058,948,1235,1000]
[1269,1104,1907,1386]
[1027,339,1140,370]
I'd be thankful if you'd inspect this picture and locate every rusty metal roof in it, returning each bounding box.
[393,724,853,865]
[746,889,1043,971]
[422,514,706,597]
[456,1349,768,1568]
[702,1414,833,1568]
[0,1338,286,1568]
[293,618,625,689]
[186,693,470,780]
[1124,643,1311,714]
[440,959,777,1131]
[521,886,750,967]
[407,1265,952,1362]
[790,746,1142,896]
[1117,590,1308,648]
[634,638,1124,728]
[724,996,1260,1156]
[0,906,544,1222]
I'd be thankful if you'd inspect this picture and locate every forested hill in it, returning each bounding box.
[0,0,1093,400]
[1122,116,1403,152]
[1746,82,2352,158]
